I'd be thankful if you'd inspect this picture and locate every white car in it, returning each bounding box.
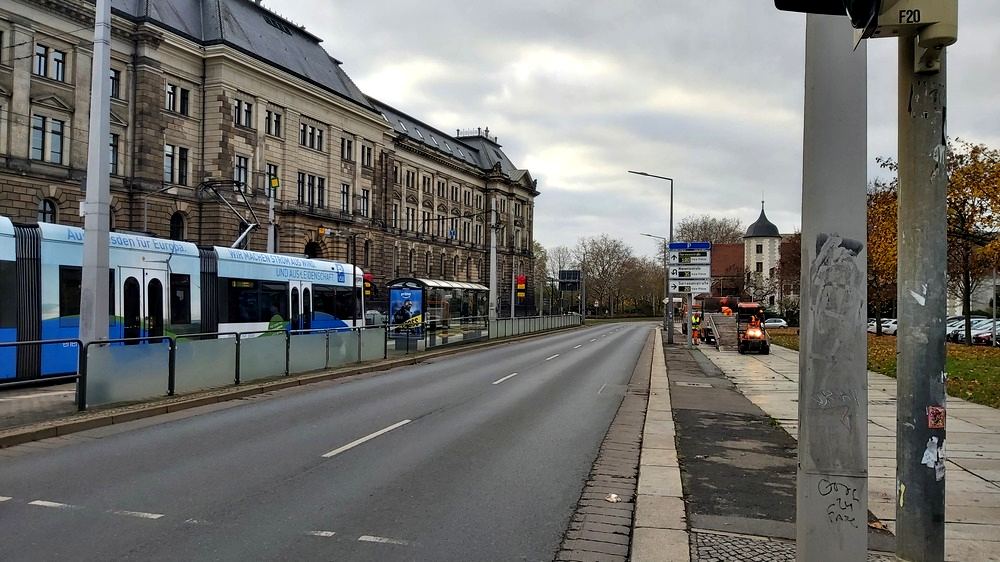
[763,318,788,329]
[882,319,898,335]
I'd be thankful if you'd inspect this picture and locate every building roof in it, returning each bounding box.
[111,0,376,114]
[744,203,781,238]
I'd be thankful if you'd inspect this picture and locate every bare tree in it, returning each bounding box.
[576,235,635,316]
[674,214,745,244]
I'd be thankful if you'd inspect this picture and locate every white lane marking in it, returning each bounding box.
[573,345,582,349]
[492,373,518,385]
[598,383,607,395]
[307,530,337,537]
[0,391,75,402]
[358,535,410,545]
[590,339,597,342]
[185,518,211,524]
[322,419,412,458]
[601,334,607,338]
[110,509,164,520]
[545,354,560,361]
[0,496,11,502]
[29,500,78,510]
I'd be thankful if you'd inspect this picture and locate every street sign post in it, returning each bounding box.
[668,250,711,265]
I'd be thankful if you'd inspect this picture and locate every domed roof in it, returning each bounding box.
[744,202,781,238]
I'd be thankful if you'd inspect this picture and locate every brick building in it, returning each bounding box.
[0,0,539,314]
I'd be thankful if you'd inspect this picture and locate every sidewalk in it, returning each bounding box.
[632,329,1000,561]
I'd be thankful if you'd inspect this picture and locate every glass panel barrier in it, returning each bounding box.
[240,335,286,382]
[175,338,237,393]
[328,330,358,367]
[87,342,169,406]
[289,332,328,374]
[362,327,385,361]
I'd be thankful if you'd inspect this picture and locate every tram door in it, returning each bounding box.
[288,281,312,331]
[120,268,167,344]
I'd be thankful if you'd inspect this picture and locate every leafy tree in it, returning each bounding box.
[532,241,548,313]
[868,166,898,334]
[946,139,1000,344]
[674,214,745,244]
[743,269,778,304]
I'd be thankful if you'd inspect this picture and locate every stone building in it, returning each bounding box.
[0,0,539,314]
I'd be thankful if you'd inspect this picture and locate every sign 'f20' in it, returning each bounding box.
[774,0,956,46]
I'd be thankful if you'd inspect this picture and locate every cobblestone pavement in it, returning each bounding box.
[554,331,652,562]
[691,531,895,562]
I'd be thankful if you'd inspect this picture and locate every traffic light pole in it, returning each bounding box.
[895,37,947,562]
[795,14,869,562]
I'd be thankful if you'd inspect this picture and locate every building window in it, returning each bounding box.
[361,145,373,168]
[177,148,188,186]
[170,212,186,240]
[300,122,324,150]
[360,189,370,217]
[317,177,325,208]
[164,144,175,183]
[425,252,432,275]
[405,207,416,231]
[451,185,459,201]
[756,243,763,254]
[296,173,326,207]
[476,194,483,209]
[437,181,445,198]
[234,99,253,127]
[110,69,121,99]
[392,204,399,228]
[405,170,415,188]
[297,172,306,204]
[756,262,764,273]
[33,45,63,80]
[265,110,282,137]
[341,183,350,214]
[30,116,67,164]
[38,199,57,223]
[109,133,119,175]
[421,211,430,234]
[234,155,249,186]
[341,137,353,161]
[166,83,191,115]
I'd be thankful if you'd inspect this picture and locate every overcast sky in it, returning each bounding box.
[274,2,998,261]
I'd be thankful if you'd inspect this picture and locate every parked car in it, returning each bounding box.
[867,318,895,334]
[950,318,994,342]
[882,319,899,335]
[763,318,788,329]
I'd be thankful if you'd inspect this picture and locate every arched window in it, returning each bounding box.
[425,251,431,275]
[304,241,320,259]
[408,249,415,272]
[440,253,446,277]
[364,240,371,266]
[466,257,472,280]
[453,255,459,278]
[169,212,186,240]
[38,198,57,223]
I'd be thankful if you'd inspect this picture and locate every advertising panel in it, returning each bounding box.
[389,287,423,336]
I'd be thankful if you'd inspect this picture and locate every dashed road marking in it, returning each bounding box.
[492,373,518,385]
[573,345,582,349]
[0,496,11,502]
[545,354,559,361]
[358,535,410,545]
[323,419,412,458]
[598,383,607,394]
[29,500,78,510]
[590,339,597,342]
[109,509,164,519]
[307,530,337,537]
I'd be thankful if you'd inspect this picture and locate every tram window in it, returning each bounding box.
[60,267,116,322]
[0,261,15,327]
[261,282,287,322]
[223,279,258,322]
[170,274,191,324]
[313,285,337,319]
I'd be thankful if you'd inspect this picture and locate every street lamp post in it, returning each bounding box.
[641,233,669,335]
[629,171,674,343]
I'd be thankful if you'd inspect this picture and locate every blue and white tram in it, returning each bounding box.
[0,217,364,383]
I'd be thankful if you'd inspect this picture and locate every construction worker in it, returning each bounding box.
[691,312,701,343]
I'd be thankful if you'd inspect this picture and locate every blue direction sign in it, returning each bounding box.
[668,241,712,250]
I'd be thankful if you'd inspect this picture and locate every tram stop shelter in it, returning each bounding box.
[385,278,489,349]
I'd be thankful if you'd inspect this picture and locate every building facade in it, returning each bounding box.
[0,0,538,314]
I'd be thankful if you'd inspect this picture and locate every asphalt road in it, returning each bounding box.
[0,323,651,561]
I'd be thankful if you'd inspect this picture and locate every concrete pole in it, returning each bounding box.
[661,239,668,332]
[895,37,947,561]
[795,15,868,561]
[80,0,113,347]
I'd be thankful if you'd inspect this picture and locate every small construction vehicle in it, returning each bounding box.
[736,302,770,355]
